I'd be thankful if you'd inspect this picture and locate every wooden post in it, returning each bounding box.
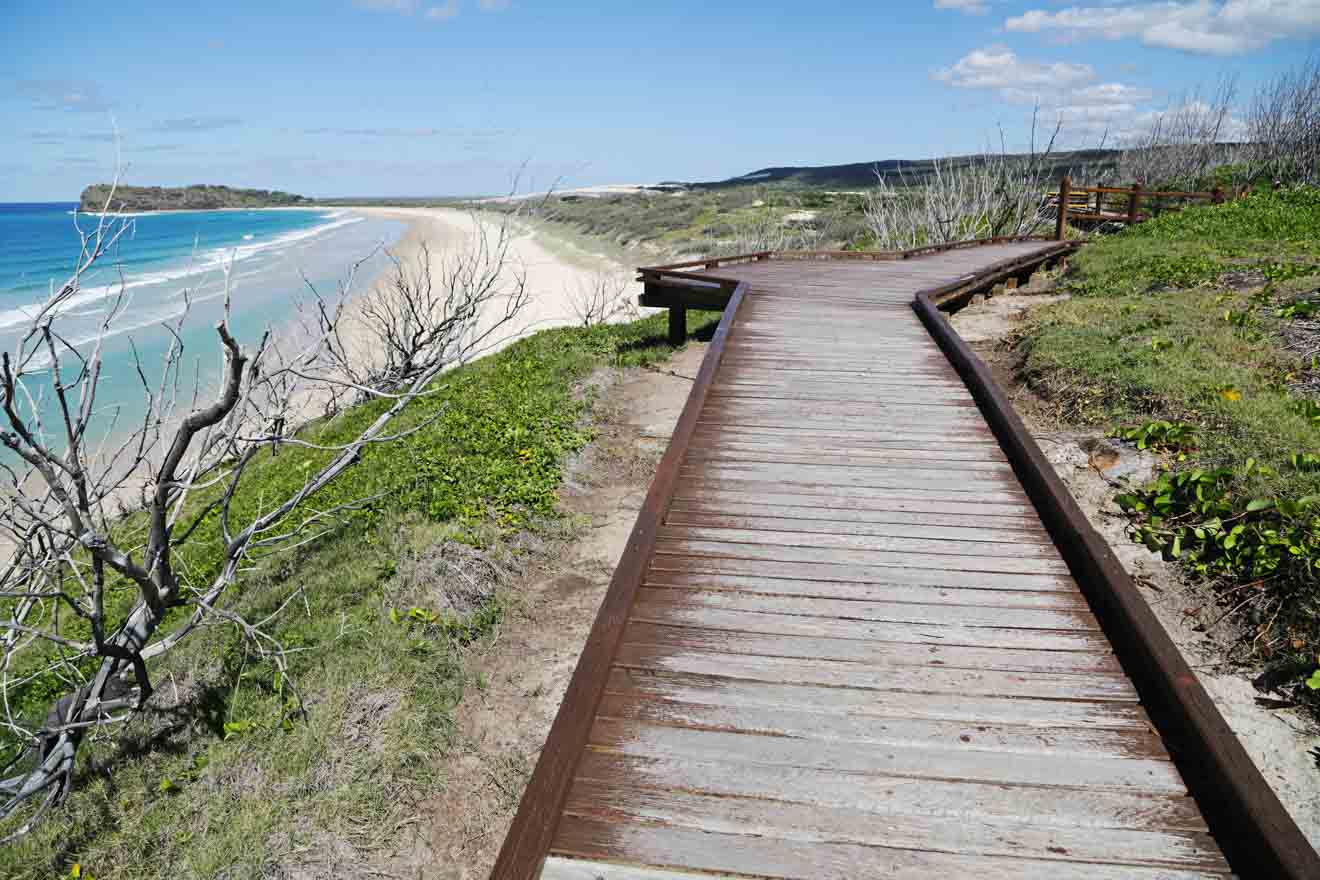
[1212,186,1225,204]
[1127,183,1143,224]
[1055,176,1071,241]
[667,306,686,345]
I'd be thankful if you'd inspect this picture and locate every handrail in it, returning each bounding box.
[636,267,741,289]
[635,251,772,272]
[913,258,1320,880]
[1069,186,1224,199]
[1051,176,1239,236]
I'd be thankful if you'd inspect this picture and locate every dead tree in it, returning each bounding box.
[1248,57,1320,185]
[566,270,635,328]
[0,189,529,839]
[1114,78,1241,188]
[863,105,1064,249]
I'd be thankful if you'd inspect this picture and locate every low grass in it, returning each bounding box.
[502,186,871,258]
[1019,185,1320,690]
[0,308,720,878]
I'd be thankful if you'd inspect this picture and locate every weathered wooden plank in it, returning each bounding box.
[573,749,1203,831]
[642,571,1083,606]
[653,538,1073,576]
[680,462,1020,493]
[706,388,980,407]
[691,420,1001,446]
[634,586,1100,632]
[551,817,1225,879]
[671,485,1039,518]
[661,510,1051,543]
[697,407,993,428]
[711,375,974,393]
[664,499,1046,532]
[560,780,1227,871]
[614,643,1135,700]
[682,446,1013,472]
[649,553,1075,592]
[701,402,992,426]
[622,622,1118,675]
[540,858,730,880]
[629,599,1106,652]
[684,436,1010,463]
[718,364,964,381]
[655,525,1060,559]
[595,692,1158,759]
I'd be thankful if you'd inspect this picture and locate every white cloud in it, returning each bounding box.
[1071,83,1156,105]
[353,0,418,11]
[933,47,1181,143]
[934,0,989,14]
[17,79,113,113]
[353,0,465,21]
[1007,0,1320,55]
[425,0,459,20]
[934,46,1094,90]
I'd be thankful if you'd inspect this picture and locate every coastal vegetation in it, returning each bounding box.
[78,184,311,212]
[1008,59,1320,706]
[0,300,716,875]
[0,203,536,842]
[1019,185,1320,706]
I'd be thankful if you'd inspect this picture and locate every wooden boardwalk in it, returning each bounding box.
[498,243,1237,878]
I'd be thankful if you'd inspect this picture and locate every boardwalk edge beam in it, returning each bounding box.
[913,250,1320,880]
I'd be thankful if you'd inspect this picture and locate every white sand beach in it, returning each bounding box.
[344,206,643,365]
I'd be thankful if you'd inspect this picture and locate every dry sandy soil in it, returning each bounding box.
[953,285,1320,847]
[383,344,706,878]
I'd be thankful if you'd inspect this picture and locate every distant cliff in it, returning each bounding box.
[79,184,312,212]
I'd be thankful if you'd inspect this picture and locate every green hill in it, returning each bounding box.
[79,184,311,212]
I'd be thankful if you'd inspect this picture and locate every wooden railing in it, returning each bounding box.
[1050,176,1244,238]
[636,236,1068,343]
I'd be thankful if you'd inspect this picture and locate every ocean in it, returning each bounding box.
[0,203,406,457]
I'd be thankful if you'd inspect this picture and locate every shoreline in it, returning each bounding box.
[337,206,642,367]
[0,206,640,562]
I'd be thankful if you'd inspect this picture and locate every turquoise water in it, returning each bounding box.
[0,203,406,455]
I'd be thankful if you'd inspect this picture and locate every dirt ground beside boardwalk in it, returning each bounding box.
[393,344,706,878]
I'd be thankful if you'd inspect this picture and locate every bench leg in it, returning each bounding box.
[668,306,687,345]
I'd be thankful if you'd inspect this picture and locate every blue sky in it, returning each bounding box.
[3,0,1317,200]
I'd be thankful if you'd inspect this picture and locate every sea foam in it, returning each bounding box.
[0,213,363,333]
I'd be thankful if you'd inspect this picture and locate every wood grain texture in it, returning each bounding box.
[491,243,1242,880]
[605,667,1153,729]
[561,780,1227,870]
[550,817,1228,879]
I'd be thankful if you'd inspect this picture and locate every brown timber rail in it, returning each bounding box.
[1051,175,1245,233]
[913,260,1320,879]
[492,237,1319,879]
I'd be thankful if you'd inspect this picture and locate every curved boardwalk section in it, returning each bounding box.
[496,243,1233,878]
